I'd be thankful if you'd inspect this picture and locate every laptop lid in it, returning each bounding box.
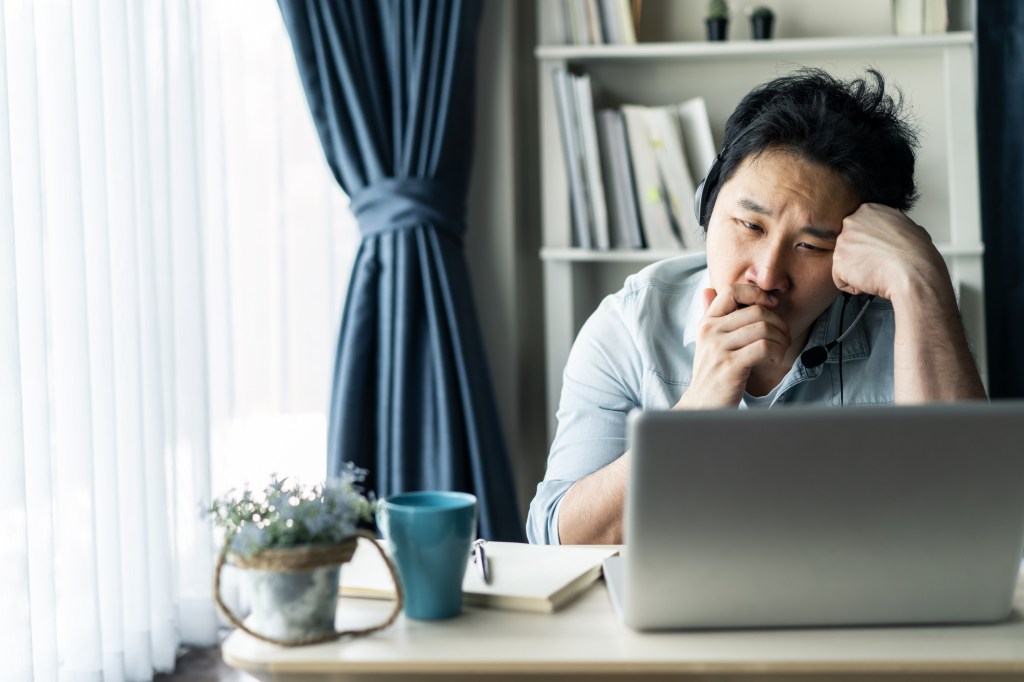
[621,402,1024,630]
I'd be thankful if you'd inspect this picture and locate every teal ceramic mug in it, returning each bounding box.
[376,491,477,620]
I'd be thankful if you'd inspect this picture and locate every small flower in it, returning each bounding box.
[202,464,373,558]
[230,523,268,556]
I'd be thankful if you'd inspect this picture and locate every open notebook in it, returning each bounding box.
[341,541,618,614]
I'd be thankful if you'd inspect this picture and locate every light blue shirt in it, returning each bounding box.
[527,252,896,545]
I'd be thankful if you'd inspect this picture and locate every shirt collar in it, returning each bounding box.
[682,269,711,347]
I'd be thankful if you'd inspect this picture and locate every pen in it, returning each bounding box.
[472,538,490,584]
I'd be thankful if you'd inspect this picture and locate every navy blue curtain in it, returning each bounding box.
[978,2,1024,397]
[277,0,523,540]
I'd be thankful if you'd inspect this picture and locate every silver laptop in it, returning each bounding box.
[605,402,1024,630]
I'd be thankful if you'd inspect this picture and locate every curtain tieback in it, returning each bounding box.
[350,178,465,244]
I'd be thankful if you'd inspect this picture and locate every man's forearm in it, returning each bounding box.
[892,279,986,403]
[556,453,630,545]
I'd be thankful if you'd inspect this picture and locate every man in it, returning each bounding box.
[527,68,987,546]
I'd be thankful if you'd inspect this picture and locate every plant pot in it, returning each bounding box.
[751,15,774,40]
[247,562,342,640]
[705,17,729,41]
[214,533,403,646]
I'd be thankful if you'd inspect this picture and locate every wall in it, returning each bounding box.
[465,0,544,524]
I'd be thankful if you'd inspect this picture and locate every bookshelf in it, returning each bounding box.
[536,16,986,437]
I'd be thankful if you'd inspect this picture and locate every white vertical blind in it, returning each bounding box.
[0,0,359,679]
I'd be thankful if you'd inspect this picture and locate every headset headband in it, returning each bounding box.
[693,118,760,228]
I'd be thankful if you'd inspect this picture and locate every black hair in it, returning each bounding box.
[700,68,920,229]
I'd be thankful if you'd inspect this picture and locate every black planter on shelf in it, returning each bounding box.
[705,17,729,41]
[751,14,774,40]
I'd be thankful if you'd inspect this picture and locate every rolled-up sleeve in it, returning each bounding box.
[526,288,645,544]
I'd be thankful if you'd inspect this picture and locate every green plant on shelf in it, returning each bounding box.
[707,0,729,20]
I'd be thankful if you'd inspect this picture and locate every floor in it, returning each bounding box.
[153,647,257,682]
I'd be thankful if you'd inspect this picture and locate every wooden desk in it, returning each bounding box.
[222,567,1024,681]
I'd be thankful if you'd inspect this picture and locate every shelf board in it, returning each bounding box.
[541,242,984,263]
[535,32,973,62]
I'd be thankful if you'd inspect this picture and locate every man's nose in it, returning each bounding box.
[746,244,789,296]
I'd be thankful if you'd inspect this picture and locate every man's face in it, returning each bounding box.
[705,148,861,346]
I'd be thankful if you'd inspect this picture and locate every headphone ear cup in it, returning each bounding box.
[695,155,722,228]
[693,178,706,226]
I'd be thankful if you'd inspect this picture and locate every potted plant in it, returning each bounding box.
[750,6,775,40]
[206,465,402,646]
[706,0,729,41]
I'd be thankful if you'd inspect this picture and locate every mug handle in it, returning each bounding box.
[214,530,404,648]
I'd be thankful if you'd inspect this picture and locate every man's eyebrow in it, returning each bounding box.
[737,196,840,241]
[737,197,772,215]
[800,226,840,242]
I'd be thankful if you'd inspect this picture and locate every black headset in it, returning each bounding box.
[693,119,758,228]
[693,157,722,229]
[800,293,876,370]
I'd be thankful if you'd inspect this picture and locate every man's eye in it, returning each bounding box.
[741,221,763,233]
[797,242,825,252]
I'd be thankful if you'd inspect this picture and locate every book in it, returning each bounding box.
[573,73,611,249]
[599,0,621,44]
[892,0,945,35]
[617,0,637,44]
[340,541,619,614]
[675,96,717,185]
[617,97,716,251]
[551,0,572,45]
[564,0,634,45]
[584,0,604,44]
[923,0,947,33]
[597,0,637,44]
[892,0,924,35]
[567,0,590,45]
[621,104,684,250]
[597,109,643,249]
[643,105,702,249]
[552,68,593,248]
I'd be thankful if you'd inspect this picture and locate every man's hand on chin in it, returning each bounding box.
[675,284,790,410]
